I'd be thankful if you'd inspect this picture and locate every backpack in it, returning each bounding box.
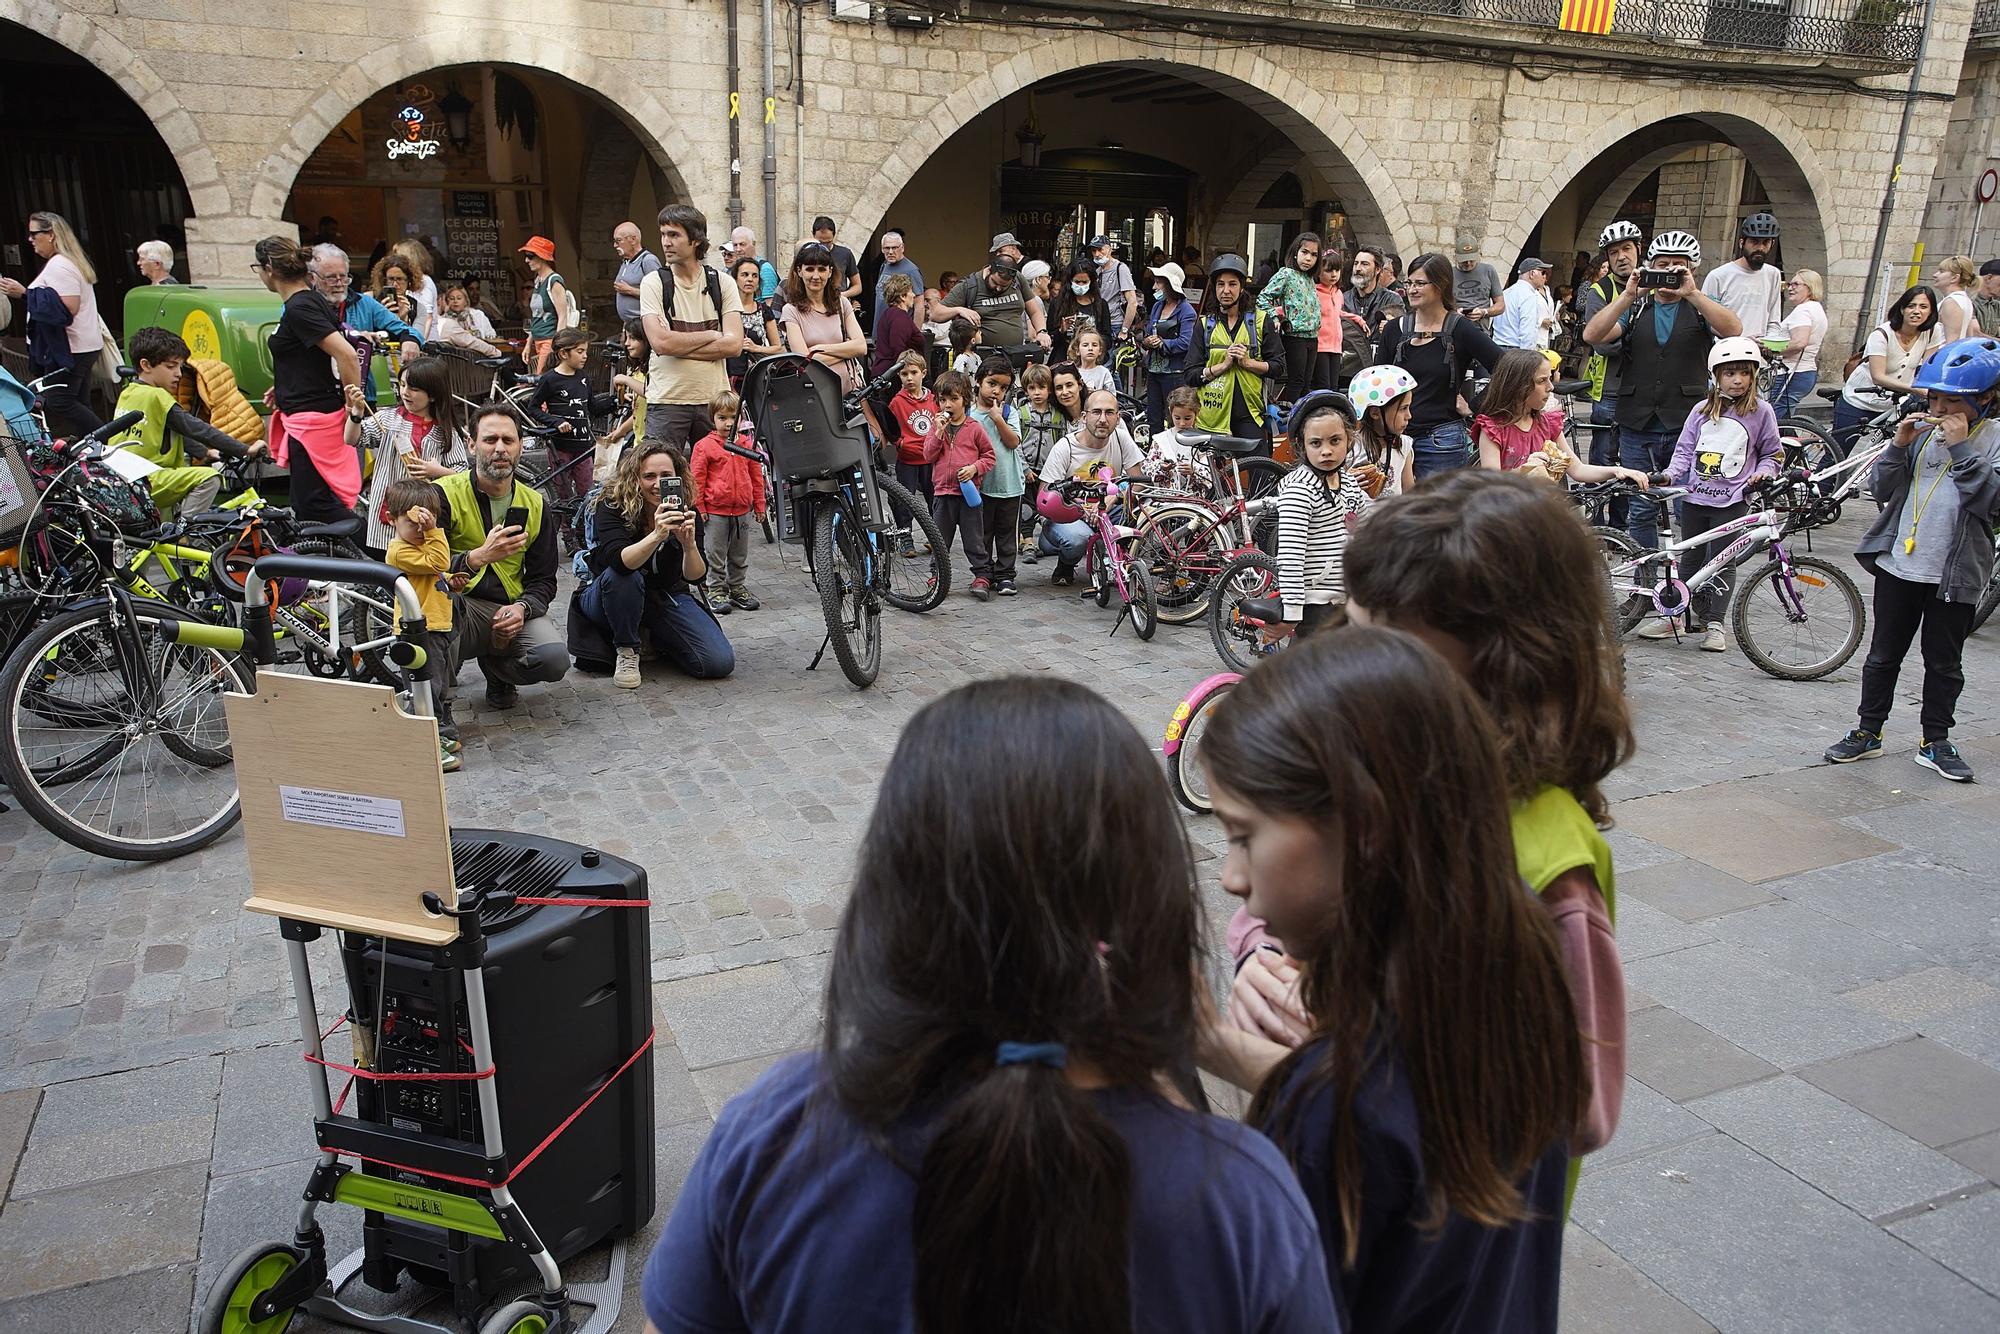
[1389,309,1466,394]
[645,264,729,338]
[1201,308,1267,361]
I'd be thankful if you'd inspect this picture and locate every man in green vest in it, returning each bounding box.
[441,406,570,709]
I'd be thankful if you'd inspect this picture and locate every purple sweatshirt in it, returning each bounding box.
[1667,401,1781,508]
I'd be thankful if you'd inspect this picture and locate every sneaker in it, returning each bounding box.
[1823,728,1882,763]
[897,534,916,557]
[1636,618,1681,640]
[614,647,642,690]
[971,577,993,602]
[997,579,1018,597]
[439,735,463,755]
[1915,739,1975,783]
[729,587,761,611]
[484,680,518,710]
[706,589,733,615]
[1051,563,1075,586]
[1700,622,1727,652]
[1023,547,1040,565]
[439,743,461,773]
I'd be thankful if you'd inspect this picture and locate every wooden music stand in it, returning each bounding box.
[226,669,458,945]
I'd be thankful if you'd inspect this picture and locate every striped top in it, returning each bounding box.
[1273,464,1373,620]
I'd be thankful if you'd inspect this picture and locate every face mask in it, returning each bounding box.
[1071,281,1091,296]
[1155,286,1168,299]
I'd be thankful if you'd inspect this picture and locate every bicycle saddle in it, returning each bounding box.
[1180,433,1263,456]
[1815,386,1842,400]
[1239,596,1286,622]
[297,515,363,540]
[479,356,516,370]
[1553,379,1592,396]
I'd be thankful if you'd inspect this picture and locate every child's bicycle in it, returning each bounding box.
[1596,469,1865,680]
[1037,469,1158,641]
[1129,431,1278,625]
[1163,669,1244,813]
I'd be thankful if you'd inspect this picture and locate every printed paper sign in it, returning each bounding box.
[279,785,407,838]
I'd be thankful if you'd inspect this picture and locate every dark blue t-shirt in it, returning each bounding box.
[643,1052,1337,1333]
[1261,1041,1567,1333]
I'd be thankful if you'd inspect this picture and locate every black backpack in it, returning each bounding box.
[649,263,729,334]
[1389,309,1466,390]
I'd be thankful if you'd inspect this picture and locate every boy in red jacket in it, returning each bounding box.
[923,371,998,601]
[690,388,767,614]
[885,350,936,500]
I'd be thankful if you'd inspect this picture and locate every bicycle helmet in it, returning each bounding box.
[1647,230,1702,268]
[1035,485,1085,524]
[1346,364,1417,412]
[1740,212,1781,239]
[1599,220,1644,248]
[1912,337,2000,397]
[1707,336,1765,373]
[1208,253,1249,281]
[1287,390,1359,473]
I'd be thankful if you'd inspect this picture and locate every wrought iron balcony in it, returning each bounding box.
[1335,0,1926,61]
[1973,0,2000,44]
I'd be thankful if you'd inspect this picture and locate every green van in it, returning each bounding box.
[122,285,397,408]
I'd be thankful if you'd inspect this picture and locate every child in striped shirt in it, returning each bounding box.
[1273,395,1373,630]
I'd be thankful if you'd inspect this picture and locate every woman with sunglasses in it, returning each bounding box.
[0,212,106,436]
[1373,253,1504,478]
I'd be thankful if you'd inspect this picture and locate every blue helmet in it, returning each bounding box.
[1913,338,2000,396]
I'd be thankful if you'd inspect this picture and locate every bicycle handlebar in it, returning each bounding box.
[721,440,769,464]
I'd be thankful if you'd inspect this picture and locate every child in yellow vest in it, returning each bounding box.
[382,477,460,772]
[112,327,265,517]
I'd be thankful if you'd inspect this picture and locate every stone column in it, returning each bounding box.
[184,216,296,286]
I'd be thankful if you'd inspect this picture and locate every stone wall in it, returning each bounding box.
[1918,47,2000,264]
[7,0,1982,361]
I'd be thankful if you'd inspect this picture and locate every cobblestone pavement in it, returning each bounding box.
[0,507,1997,1332]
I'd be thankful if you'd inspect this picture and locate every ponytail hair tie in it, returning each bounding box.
[995,1041,1067,1070]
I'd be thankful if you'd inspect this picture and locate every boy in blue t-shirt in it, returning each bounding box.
[969,356,1023,596]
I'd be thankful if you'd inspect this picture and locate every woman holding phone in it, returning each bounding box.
[576,441,735,688]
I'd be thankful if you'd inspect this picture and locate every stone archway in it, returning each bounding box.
[1,0,226,218]
[245,32,699,225]
[1505,89,1840,285]
[842,34,1421,261]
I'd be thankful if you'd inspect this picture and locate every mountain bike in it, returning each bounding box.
[1599,470,1864,680]
[739,355,949,687]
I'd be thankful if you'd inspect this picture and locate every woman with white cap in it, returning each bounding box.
[1141,262,1196,430]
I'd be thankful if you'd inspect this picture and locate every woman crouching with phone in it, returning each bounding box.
[576,442,735,688]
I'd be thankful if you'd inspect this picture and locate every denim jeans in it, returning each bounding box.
[1619,425,1680,552]
[1832,398,1874,455]
[1589,396,1625,527]
[1768,370,1817,420]
[1037,520,1092,567]
[578,565,735,679]
[1410,419,1473,479]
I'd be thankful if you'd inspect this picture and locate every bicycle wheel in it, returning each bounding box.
[1779,417,1843,472]
[1125,558,1158,641]
[1207,551,1284,674]
[872,471,950,612]
[1231,458,1288,552]
[1971,534,2000,633]
[1136,502,1232,625]
[288,539,400,686]
[1165,682,1234,815]
[1731,553,1865,681]
[0,601,250,860]
[1592,525,1651,633]
[810,502,881,689]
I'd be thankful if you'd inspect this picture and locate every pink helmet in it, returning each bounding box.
[1036,485,1083,523]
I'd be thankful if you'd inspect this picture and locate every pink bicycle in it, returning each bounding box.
[1037,469,1158,641]
[1163,670,1240,812]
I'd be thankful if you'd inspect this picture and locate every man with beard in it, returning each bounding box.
[440,406,571,709]
[1701,212,1785,338]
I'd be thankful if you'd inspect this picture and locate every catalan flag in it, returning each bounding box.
[1560,0,1617,34]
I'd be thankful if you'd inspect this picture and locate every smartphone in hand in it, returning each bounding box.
[504,504,529,532]
[660,477,685,512]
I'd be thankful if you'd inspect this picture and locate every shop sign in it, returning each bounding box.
[387,106,442,161]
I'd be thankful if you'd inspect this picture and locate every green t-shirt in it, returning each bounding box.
[1510,784,1615,922]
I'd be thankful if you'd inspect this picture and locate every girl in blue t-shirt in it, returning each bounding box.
[1199,626,1589,1333]
[643,677,1337,1334]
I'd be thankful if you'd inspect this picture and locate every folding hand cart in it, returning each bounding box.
[183,556,641,1334]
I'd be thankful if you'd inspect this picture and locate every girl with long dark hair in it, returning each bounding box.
[349,354,468,554]
[1256,232,1322,403]
[643,677,1336,1334]
[1048,258,1113,363]
[1201,625,1590,1330]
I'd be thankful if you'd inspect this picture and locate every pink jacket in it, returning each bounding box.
[270,407,362,508]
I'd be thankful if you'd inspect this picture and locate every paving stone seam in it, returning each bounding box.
[1871,1182,1998,1228]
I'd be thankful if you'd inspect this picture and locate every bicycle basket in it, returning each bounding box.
[742,354,871,483]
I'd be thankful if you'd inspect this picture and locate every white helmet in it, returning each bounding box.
[1707,336,1764,373]
[1347,364,1418,411]
[1647,229,1702,268]
[1599,220,1643,248]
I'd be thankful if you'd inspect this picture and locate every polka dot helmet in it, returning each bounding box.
[1347,364,1418,412]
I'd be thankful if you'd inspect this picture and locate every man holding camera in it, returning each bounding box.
[1580,228,1744,552]
[438,407,571,710]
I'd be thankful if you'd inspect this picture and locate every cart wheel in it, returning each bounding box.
[479,1298,556,1333]
[199,1242,304,1334]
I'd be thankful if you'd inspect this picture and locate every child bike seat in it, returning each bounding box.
[741,354,872,482]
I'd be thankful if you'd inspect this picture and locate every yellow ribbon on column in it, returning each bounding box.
[764,96,776,124]
[729,92,741,119]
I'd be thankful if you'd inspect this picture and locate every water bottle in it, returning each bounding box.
[960,479,983,508]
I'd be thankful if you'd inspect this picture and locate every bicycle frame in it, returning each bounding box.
[1613,500,1788,621]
